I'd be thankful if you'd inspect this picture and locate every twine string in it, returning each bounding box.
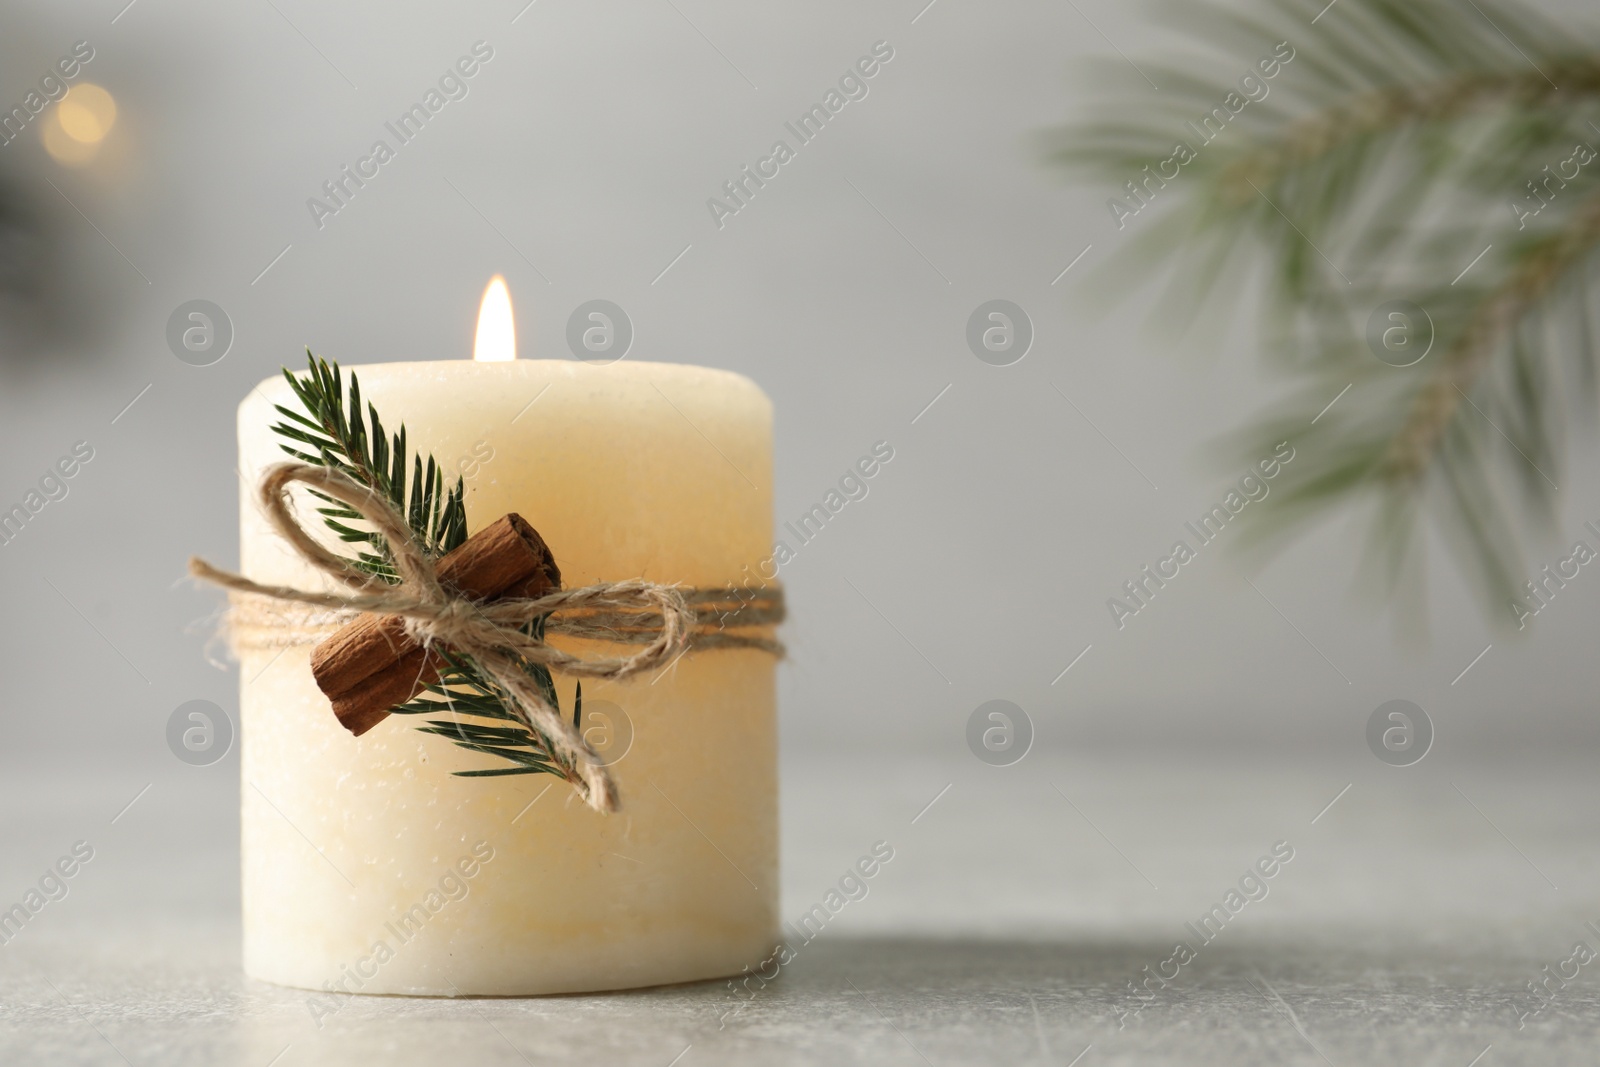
[189,462,783,813]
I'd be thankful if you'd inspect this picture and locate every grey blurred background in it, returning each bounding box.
[6,1,1600,1061]
[2,0,1594,767]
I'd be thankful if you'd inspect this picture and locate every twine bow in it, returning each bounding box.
[190,462,782,813]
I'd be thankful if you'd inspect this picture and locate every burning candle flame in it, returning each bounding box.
[473,276,516,362]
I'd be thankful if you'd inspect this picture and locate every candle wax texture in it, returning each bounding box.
[236,360,778,995]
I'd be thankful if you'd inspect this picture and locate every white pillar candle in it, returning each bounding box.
[234,355,778,995]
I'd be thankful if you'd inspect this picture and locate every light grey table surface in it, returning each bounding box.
[4,745,1597,1066]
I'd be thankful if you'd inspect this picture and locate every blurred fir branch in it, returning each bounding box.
[1049,0,1600,623]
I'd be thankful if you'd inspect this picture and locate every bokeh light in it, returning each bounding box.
[57,83,116,143]
[41,83,116,166]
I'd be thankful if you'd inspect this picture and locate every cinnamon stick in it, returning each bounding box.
[310,513,561,735]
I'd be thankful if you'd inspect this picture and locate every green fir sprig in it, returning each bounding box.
[271,351,584,783]
[1050,0,1600,623]
[272,354,467,579]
